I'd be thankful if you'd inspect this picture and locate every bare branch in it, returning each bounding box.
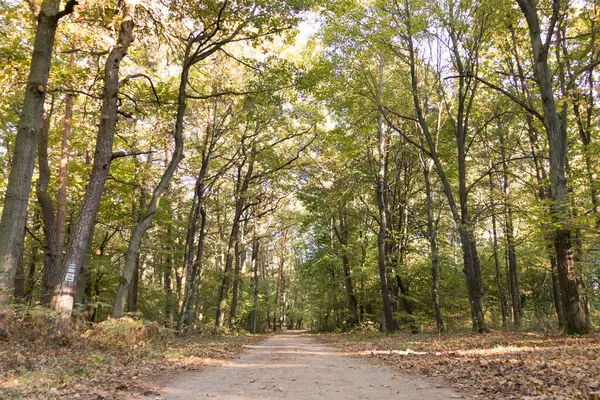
[119,73,161,103]
[445,74,545,124]
[111,150,156,160]
[54,0,78,20]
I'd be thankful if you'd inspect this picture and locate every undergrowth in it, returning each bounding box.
[0,308,263,399]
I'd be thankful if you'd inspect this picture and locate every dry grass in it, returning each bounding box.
[0,311,264,399]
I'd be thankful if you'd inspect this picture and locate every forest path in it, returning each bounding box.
[139,331,467,400]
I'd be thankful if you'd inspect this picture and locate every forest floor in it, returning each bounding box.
[0,316,264,399]
[3,321,600,399]
[135,331,464,399]
[321,329,600,399]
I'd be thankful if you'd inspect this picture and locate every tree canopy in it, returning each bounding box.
[0,0,598,337]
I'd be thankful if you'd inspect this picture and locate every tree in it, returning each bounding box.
[53,0,137,327]
[515,0,588,334]
[0,0,76,316]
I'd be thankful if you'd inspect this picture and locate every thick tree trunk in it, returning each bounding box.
[525,107,566,328]
[25,208,41,304]
[14,239,26,303]
[128,255,139,312]
[0,0,75,313]
[74,235,90,306]
[550,256,566,328]
[341,251,359,327]
[516,0,588,334]
[512,27,567,329]
[53,1,136,329]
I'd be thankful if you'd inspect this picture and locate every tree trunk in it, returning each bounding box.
[274,229,287,331]
[229,220,247,327]
[128,255,139,313]
[511,26,566,329]
[216,150,255,327]
[401,9,486,331]
[550,256,566,328]
[53,1,136,329]
[36,101,62,306]
[113,56,186,318]
[489,171,508,327]
[500,134,521,326]
[0,0,75,313]
[56,48,76,252]
[185,206,207,328]
[375,56,397,333]
[164,253,174,326]
[424,158,444,332]
[333,211,359,327]
[261,250,272,332]
[25,208,41,304]
[14,238,26,303]
[456,90,486,332]
[251,233,260,334]
[516,0,588,334]
[177,136,212,331]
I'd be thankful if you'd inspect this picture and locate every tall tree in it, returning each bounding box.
[53,0,137,327]
[0,0,76,315]
[515,0,588,334]
[374,56,397,333]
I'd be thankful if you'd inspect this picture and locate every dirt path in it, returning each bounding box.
[138,331,467,400]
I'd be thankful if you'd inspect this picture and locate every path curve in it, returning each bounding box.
[141,331,467,399]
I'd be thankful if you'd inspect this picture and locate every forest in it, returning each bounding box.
[0,0,599,398]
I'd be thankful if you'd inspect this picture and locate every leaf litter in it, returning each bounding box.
[321,330,600,399]
[0,317,264,399]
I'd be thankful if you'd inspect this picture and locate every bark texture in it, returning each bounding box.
[516,0,588,334]
[0,0,75,311]
[53,0,136,327]
[36,101,62,305]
